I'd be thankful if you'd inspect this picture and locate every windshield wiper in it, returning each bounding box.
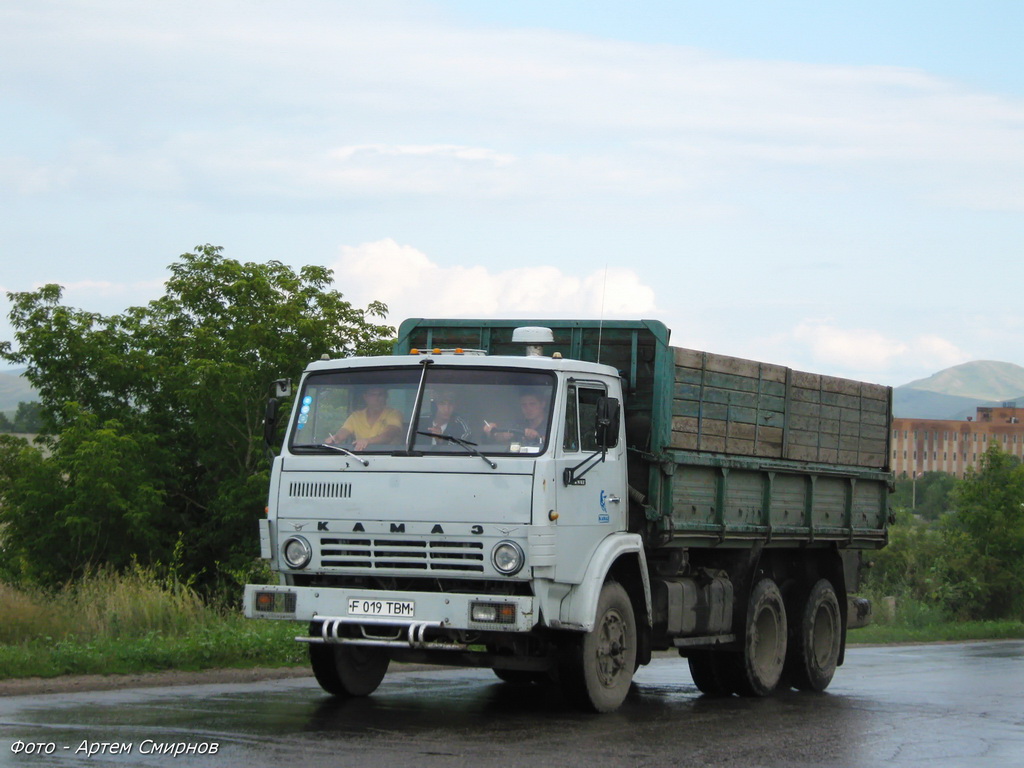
[416,431,497,469]
[292,443,369,466]
[319,443,370,466]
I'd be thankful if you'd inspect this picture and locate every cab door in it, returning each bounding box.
[553,381,627,582]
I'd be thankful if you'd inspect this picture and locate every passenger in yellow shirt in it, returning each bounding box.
[325,387,403,451]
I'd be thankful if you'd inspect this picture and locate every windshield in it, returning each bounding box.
[290,366,555,455]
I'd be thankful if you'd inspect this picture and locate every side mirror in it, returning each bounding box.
[264,397,281,447]
[595,396,621,448]
[273,378,292,398]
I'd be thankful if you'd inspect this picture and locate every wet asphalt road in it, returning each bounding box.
[1,641,1022,768]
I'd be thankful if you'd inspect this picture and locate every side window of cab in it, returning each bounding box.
[578,386,610,451]
[563,384,580,452]
[563,383,613,452]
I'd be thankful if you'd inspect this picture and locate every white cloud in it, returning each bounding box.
[789,320,970,379]
[4,2,1023,210]
[330,145,515,166]
[0,156,74,196]
[60,279,166,301]
[331,239,657,324]
[3,1,1023,385]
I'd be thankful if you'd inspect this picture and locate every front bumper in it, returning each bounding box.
[243,584,537,637]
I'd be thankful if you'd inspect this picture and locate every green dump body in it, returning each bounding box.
[395,319,892,551]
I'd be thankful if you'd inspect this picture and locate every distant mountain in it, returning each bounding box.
[0,369,37,414]
[901,360,1024,400]
[895,360,1024,420]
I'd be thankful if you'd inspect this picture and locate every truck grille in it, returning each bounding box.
[319,538,485,573]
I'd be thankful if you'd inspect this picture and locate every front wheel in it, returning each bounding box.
[686,650,737,696]
[309,643,390,698]
[559,580,637,713]
[493,669,551,685]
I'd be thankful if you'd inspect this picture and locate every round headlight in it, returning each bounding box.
[491,541,525,575]
[282,536,312,569]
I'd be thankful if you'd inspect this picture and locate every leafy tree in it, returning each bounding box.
[948,442,1024,619]
[0,402,41,434]
[11,401,43,433]
[891,471,958,520]
[0,407,164,584]
[0,245,393,588]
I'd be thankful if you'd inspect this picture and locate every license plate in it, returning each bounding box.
[347,598,415,618]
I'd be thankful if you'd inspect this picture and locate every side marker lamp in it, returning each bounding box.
[254,591,297,613]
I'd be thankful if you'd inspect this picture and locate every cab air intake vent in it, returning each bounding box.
[288,481,353,499]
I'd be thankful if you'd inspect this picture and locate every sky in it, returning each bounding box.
[2,0,1023,386]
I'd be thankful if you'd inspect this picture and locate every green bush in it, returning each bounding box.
[863,443,1024,623]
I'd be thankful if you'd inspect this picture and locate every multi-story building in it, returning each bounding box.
[891,404,1024,478]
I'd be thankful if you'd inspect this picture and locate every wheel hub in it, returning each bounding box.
[596,610,627,686]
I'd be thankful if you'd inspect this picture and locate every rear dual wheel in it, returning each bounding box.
[786,579,841,692]
[729,578,789,697]
[689,578,787,698]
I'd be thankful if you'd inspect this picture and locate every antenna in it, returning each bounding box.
[597,264,608,365]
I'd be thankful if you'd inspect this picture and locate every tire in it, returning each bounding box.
[733,578,787,697]
[686,650,735,696]
[787,579,841,692]
[493,668,550,685]
[559,581,637,713]
[309,643,390,698]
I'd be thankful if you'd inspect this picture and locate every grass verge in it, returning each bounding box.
[848,620,1024,645]
[0,570,306,680]
[847,591,1024,645]
[0,620,305,679]
[2,574,1023,681]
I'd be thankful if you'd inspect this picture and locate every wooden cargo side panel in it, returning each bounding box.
[670,465,718,527]
[670,347,890,469]
[665,463,889,546]
[672,348,787,460]
[853,479,888,529]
